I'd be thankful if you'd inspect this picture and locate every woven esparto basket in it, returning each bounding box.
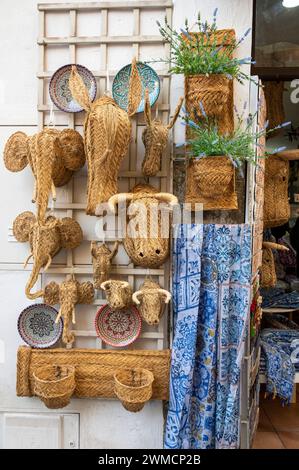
[263,81,285,138]
[33,365,75,409]
[185,74,231,119]
[114,368,154,412]
[261,242,289,288]
[264,156,290,228]
[185,156,238,210]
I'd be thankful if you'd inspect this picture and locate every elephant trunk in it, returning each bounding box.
[25,258,44,300]
[35,131,56,222]
[58,301,75,345]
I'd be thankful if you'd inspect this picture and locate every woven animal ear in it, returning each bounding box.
[69,65,92,112]
[167,97,184,129]
[13,211,36,242]
[127,57,142,117]
[77,281,95,304]
[59,217,83,249]
[144,88,152,126]
[59,129,85,171]
[4,132,29,172]
[43,281,60,305]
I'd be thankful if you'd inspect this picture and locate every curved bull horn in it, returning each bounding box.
[155,193,178,207]
[167,96,184,130]
[158,289,171,303]
[262,241,289,252]
[107,193,134,213]
[100,280,111,290]
[120,281,130,287]
[132,290,143,305]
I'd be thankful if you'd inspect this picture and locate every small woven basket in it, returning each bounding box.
[114,368,154,412]
[185,74,230,119]
[33,365,75,409]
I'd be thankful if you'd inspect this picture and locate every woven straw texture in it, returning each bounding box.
[185,156,238,211]
[69,66,131,215]
[17,346,170,400]
[3,131,28,172]
[33,365,75,409]
[101,280,133,309]
[91,242,118,289]
[264,156,290,228]
[127,57,142,116]
[263,81,285,138]
[132,279,170,326]
[114,368,154,412]
[261,242,289,288]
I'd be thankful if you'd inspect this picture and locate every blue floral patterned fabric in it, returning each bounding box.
[164,224,252,449]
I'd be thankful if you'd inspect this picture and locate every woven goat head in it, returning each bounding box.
[4,128,85,222]
[68,58,142,215]
[13,211,83,300]
[91,241,118,289]
[44,275,94,345]
[142,89,183,177]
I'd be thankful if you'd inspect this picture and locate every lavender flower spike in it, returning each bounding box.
[199,101,207,118]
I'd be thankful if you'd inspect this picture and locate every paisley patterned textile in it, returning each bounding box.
[260,328,299,403]
[164,224,251,449]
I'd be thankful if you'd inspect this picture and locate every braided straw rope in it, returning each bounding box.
[69,66,131,215]
[127,57,142,116]
[33,365,75,409]
[185,156,238,210]
[264,156,290,228]
[17,346,170,400]
[114,368,154,412]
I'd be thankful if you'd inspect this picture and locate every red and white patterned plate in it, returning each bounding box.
[95,304,142,348]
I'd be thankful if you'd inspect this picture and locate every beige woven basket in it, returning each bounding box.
[261,242,289,288]
[263,81,285,138]
[33,365,75,409]
[114,368,154,412]
[185,156,238,210]
[264,156,290,228]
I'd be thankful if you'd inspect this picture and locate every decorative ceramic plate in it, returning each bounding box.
[112,62,160,113]
[95,304,142,347]
[18,304,63,349]
[49,64,97,113]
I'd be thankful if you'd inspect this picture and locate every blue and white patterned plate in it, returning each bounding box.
[49,64,97,113]
[112,62,160,113]
[18,304,63,349]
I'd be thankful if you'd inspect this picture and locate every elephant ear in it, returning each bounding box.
[59,129,85,171]
[59,217,83,249]
[13,211,36,242]
[4,132,28,172]
[77,281,95,304]
[43,281,60,305]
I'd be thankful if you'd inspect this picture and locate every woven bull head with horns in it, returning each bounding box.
[100,280,133,310]
[108,184,178,268]
[3,128,85,222]
[68,58,142,215]
[13,211,83,300]
[43,274,94,345]
[142,89,183,177]
[132,279,171,325]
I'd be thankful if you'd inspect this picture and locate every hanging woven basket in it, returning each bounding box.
[185,156,238,210]
[114,368,154,412]
[261,241,289,288]
[33,365,75,409]
[185,74,231,119]
[264,155,290,228]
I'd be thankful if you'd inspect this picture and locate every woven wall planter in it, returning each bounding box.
[263,155,290,228]
[114,368,154,412]
[17,346,170,401]
[185,156,238,211]
[263,81,285,138]
[33,365,75,409]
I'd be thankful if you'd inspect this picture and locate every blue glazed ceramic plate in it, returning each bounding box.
[112,62,160,113]
[49,64,97,113]
[18,304,63,349]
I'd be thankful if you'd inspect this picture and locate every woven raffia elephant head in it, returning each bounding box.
[68,58,142,215]
[43,275,94,345]
[108,184,178,268]
[91,241,118,289]
[3,128,85,222]
[132,279,171,325]
[101,280,133,310]
[142,89,183,177]
[13,211,83,300]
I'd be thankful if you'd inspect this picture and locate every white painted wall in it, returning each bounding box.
[0,0,253,449]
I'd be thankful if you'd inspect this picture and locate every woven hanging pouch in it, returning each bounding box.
[264,156,290,228]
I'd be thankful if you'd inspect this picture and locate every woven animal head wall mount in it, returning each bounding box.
[13,211,83,300]
[43,275,94,345]
[108,184,178,268]
[4,128,85,222]
[91,241,118,289]
[68,58,142,215]
[100,280,133,310]
[132,279,171,325]
[142,89,183,177]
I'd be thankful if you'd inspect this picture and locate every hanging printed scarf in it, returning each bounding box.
[165,224,251,449]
